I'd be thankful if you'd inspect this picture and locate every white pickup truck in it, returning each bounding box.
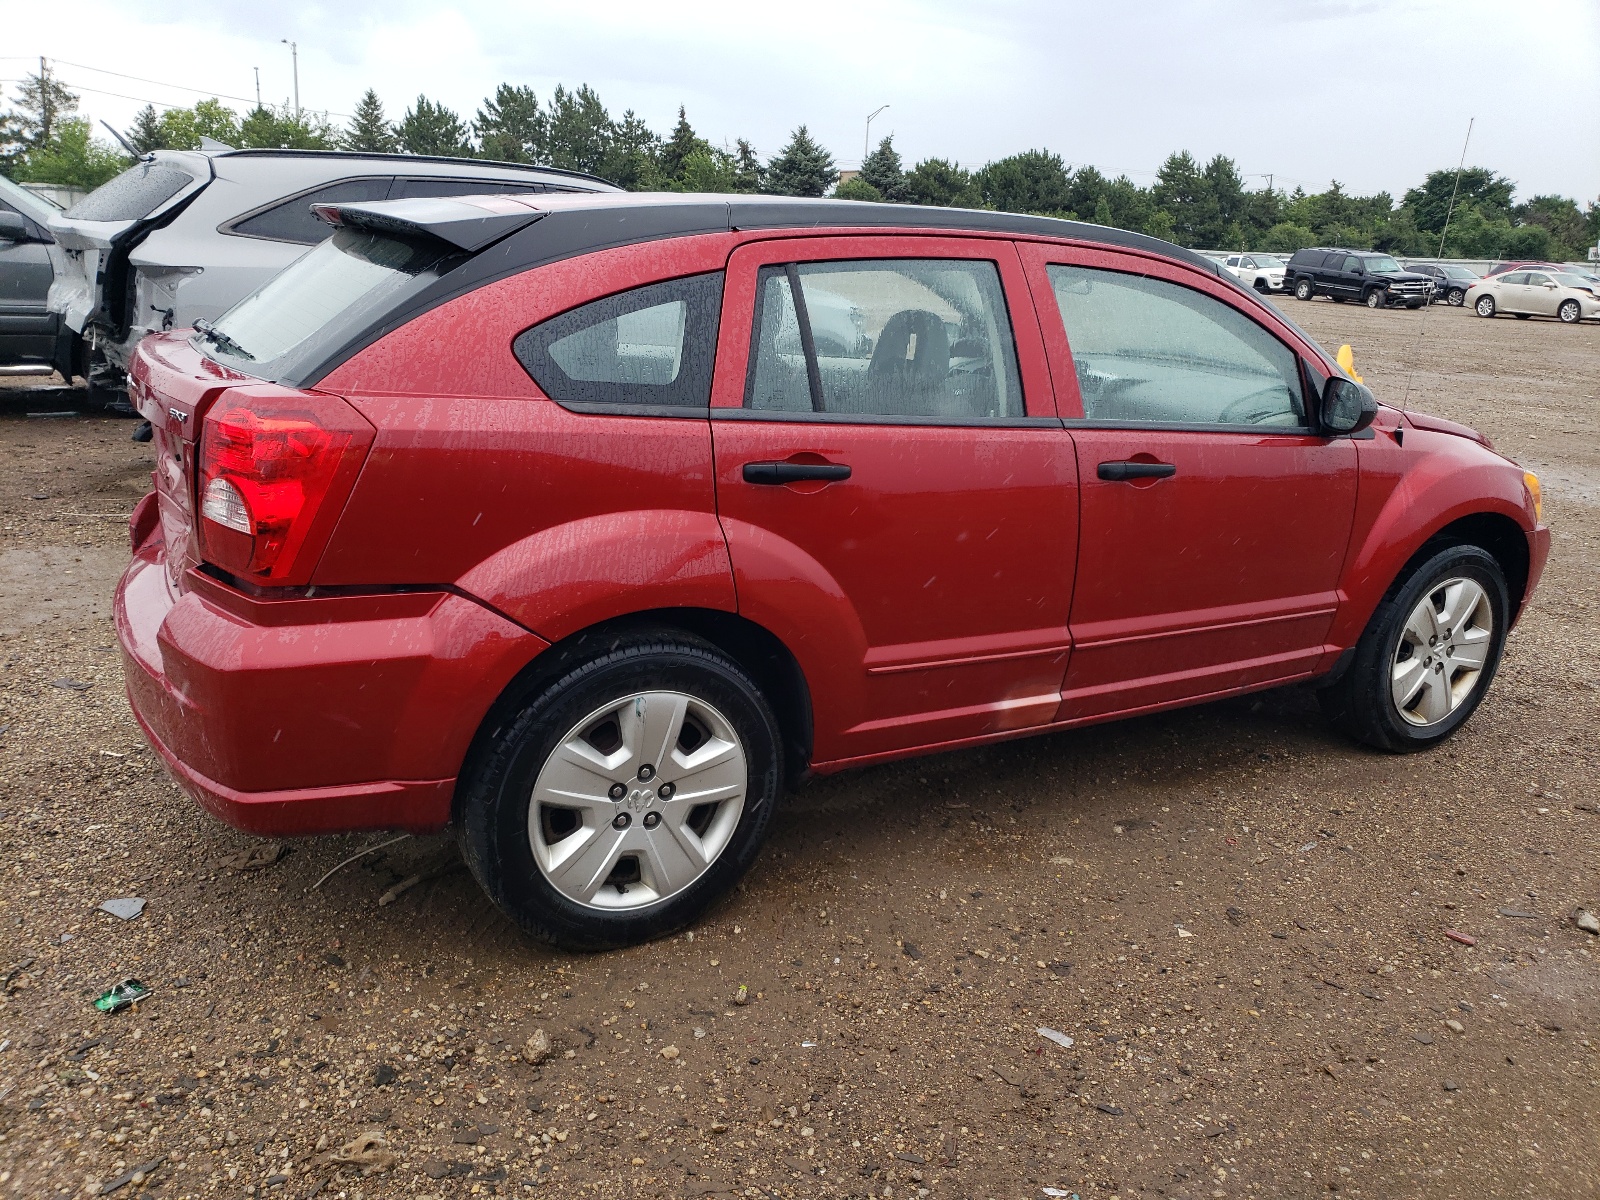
[1222,253,1288,293]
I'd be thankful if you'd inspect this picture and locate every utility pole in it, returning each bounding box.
[39,56,51,143]
[864,105,889,164]
[253,67,261,109]
[280,40,299,118]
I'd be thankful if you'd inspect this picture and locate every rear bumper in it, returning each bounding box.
[115,538,547,837]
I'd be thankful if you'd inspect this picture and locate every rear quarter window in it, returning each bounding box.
[513,273,723,412]
[228,178,393,245]
[67,162,195,222]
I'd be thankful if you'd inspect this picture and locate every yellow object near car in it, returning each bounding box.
[1336,344,1364,383]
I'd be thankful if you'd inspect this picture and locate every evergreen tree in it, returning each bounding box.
[764,126,836,197]
[1092,196,1113,226]
[1151,151,1206,243]
[127,105,166,154]
[975,149,1071,214]
[859,135,907,202]
[398,96,473,158]
[546,85,613,175]
[344,89,397,154]
[732,139,763,193]
[475,84,542,163]
[671,146,741,193]
[903,158,979,207]
[10,65,78,149]
[658,106,709,184]
[1403,167,1515,236]
[598,109,660,189]
[0,111,28,178]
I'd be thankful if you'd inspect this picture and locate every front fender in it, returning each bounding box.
[455,510,737,643]
[1330,429,1537,648]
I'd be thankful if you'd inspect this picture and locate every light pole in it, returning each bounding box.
[280,40,299,118]
[864,105,889,163]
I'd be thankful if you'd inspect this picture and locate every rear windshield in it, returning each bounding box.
[196,227,456,383]
[66,161,196,222]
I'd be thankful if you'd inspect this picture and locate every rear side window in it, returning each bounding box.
[229,178,393,245]
[66,162,194,222]
[513,273,723,411]
[1047,265,1304,427]
[1501,272,1529,285]
[745,258,1023,420]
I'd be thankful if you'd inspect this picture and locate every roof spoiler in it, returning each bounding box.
[311,193,547,252]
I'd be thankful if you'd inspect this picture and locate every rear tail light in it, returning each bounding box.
[197,390,374,585]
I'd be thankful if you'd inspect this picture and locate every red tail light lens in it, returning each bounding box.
[197,390,374,584]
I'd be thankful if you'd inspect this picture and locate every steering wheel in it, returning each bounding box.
[1217,388,1293,425]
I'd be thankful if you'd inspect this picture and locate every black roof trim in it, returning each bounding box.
[214,148,617,189]
[292,193,1266,387]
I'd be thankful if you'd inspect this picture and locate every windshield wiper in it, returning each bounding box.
[192,318,255,361]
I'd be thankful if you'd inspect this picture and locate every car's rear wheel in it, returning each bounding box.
[1475,295,1496,317]
[1253,278,1269,293]
[1294,278,1315,301]
[456,633,782,950]
[1364,288,1385,309]
[1558,299,1581,324]
[1319,544,1509,752]
[1446,287,1466,306]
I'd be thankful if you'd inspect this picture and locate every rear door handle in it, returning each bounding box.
[743,461,852,485]
[1098,460,1176,481]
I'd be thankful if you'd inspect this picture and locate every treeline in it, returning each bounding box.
[4,69,1596,261]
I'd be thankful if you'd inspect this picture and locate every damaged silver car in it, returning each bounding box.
[47,147,616,402]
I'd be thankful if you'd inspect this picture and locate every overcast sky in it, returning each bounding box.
[9,0,1599,202]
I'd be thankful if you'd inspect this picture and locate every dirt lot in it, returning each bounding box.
[0,301,1596,1200]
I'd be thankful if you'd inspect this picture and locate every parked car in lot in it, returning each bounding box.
[1406,262,1481,306]
[1466,268,1600,323]
[117,193,1548,948]
[1287,248,1433,308]
[1222,252,1287,292]
[0,175,79,377]
[47,148,616,400]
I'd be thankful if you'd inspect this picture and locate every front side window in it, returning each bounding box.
[1047,265,1304,427]
[1343,256,1365,274]
[745,258,1023,420]
[1501,272,1529,285]
[514,273,722,410]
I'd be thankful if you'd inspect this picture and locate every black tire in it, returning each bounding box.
[1294,278,1315,301]
[1475,295,1496,317]
[1253,278,1269,293]
[1406,300,1425,309]
[1318,544,1509,753]
[1332,296,1347,303]
[456,632,782,950]
[1446,287,1466,306]
[1364,288,1385,309]
[1558,299,1581,324]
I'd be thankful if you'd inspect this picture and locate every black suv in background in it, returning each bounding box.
[1286,248,1434,309]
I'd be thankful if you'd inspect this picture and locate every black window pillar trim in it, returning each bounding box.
[783,263,826,414]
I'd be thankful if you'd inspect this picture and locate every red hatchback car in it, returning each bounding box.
[117,193,1549,948]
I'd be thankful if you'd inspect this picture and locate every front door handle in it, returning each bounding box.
[1098,460,1176,481]
[743,461,852,485]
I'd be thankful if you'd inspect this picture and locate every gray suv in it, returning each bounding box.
[0,176,76,376]
[48,148,617,400]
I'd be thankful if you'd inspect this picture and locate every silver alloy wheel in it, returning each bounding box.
[1390,577,1494,727]
[1475,295,1495,317]
[528,691,747,910]
[1558,299,1581,324]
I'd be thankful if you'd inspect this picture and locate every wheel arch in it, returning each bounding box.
[1399,512,1531,622]
[454,606,815,823]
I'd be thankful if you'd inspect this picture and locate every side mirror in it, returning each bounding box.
[0,211,33,242]
[1321,375,1377,435]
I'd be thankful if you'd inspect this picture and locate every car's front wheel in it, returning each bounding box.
[1558,299,1582,324]
[1319,544,1509,752]
[1365,288,1385,309]
[1446,287,1466,306]
[1294,278,1315,301]
[456,633,782,950]
[1475,295,1496,317]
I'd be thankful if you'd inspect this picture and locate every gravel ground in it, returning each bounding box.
[0,300,1596,1200]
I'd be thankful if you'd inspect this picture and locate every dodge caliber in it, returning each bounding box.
[116,193,1550,948]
